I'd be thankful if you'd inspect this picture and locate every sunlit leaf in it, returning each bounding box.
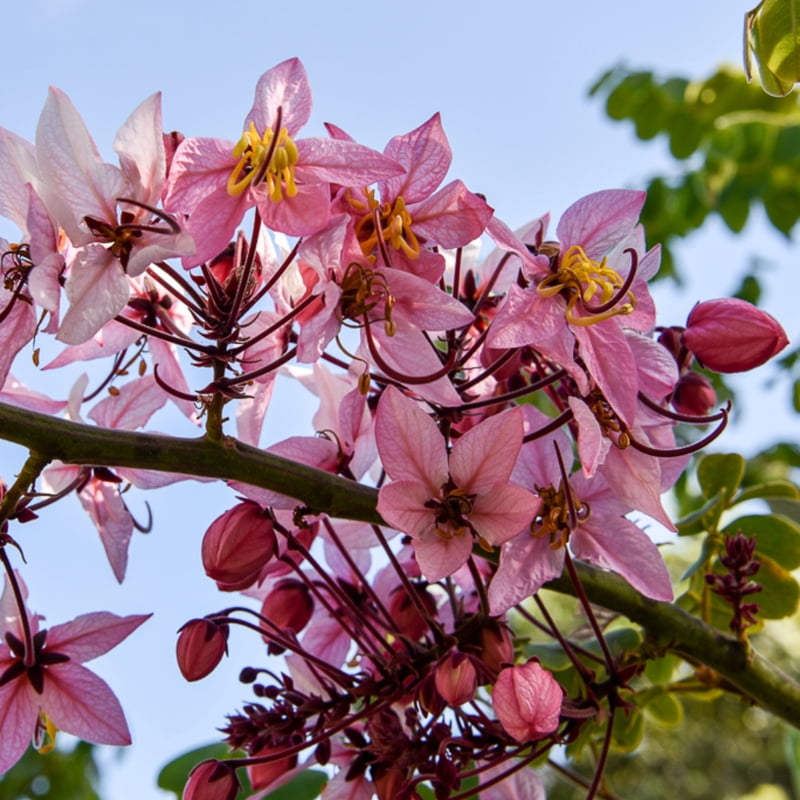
[746,0,800,96]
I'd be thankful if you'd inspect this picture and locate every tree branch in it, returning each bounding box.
[0,401,798,727]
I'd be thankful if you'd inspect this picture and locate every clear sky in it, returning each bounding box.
[0,1,795,798]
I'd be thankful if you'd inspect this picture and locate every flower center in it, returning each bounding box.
[533,484,590,549]
[338,262,397,336]
[350,188,421,261]
[227,121,299,202]
[537,244,634,326]
[425,482,475,540]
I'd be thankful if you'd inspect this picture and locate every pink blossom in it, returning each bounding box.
[35,89,194,344]
[375,386,538,581]
[164,58,403,265]
[0,575,149,774]
[683,297,789,373]
[492,660,563,742]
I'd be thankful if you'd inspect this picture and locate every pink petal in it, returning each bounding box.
[572,517,673,602]
[377,479,438,541]
[489,533,562,616]
[375,386,448,487]
[413,529,474,582]
[88,374,166,430]
[450,409,523,493]
[57,246,131,345]
[0,679,38,774]
[469,485,538,545]
[43,662,131,745]
[47,612,150,663]
[78,479,134,583]
[247,58,312,136]
[382,113,451,203]
[556,189,645,260]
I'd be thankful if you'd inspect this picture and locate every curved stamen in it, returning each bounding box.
[581,248,638,315]
[638,391,731,424]
[363,322,457,386]
[626,405,729,457]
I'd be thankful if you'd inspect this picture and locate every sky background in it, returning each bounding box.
[0,1,797,798]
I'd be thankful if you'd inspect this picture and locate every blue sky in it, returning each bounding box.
[0,1,796,797]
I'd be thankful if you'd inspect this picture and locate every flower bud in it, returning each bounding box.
[683,298,789,374]
[492,660,563,742]
[183,760,239,800]
[434,650,478,707]
[201,502,276,590]
[671,371,717,416]
[176,619,228,681]
[260,579,314,637]
[476,618,514,675]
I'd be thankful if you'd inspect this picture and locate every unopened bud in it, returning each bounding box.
[201,502,276,590]
[183,759,239,800]
[434,650,478,707]
[492,660,563,742]
[260,579,314,637]
[671,371,717,416]
[176,619,229,681]
[683,298,788,374]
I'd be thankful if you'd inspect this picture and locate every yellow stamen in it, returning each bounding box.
[537,245,634,326]
[34,712,58,754]
[533,484,590,550]
[227,122,299,201]
[350,188,421,261]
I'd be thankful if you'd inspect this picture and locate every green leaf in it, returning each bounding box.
[642,690,684,727]
[746,0,800,96]
[750,553,800,618]
[525,642,574,672]
[733,273,762,304]
[612,707,645,753]
[698,453,745,502]
[722,513,800,569]
[582,627,642,661]
[733,480,800,505]
[676,492,726,536]
[793,377,800,412]
[645,653,681,685]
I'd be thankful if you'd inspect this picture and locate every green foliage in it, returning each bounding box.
[746,0,800,96]
[0,741,99,800]
[591,65,800,280]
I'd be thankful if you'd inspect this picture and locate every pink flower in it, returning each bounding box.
[164,58,403,265]
[683,298,789,373]
[0,575,149,774]
[492,661,562,742]
[375,386,538,581]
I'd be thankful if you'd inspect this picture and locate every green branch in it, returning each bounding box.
[0,401,381,524]
[0,401,798,727]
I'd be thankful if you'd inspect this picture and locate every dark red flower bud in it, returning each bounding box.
[183,759,239,800]
[201,502,276,590]
[671,371,717,416]
[260,579,314,636]
[176,619,228,681]
[683,298,788,373]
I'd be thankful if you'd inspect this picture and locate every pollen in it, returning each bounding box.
[537,244,635,326]
[227,121,299,202]
[350,188,421,261]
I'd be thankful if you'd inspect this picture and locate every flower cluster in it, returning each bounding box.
[0,57,790,796]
